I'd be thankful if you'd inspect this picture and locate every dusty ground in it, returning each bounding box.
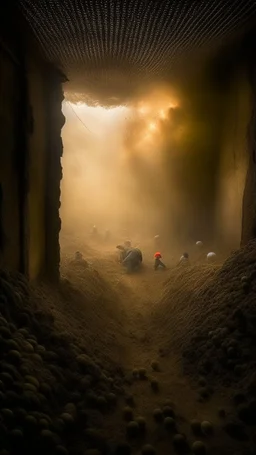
[0,231,255,454]
[57,231,251,455]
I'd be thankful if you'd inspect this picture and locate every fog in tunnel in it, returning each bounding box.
[60,86,180,247]
[60,51,250,255]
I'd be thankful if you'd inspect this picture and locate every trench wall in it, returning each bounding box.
[0,2,65,280]
[215,67,251,249]
[0,44,21,271]
[209,32,255,249]
[172,31,254,250]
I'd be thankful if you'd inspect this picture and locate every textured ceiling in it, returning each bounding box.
[19,0,256,104]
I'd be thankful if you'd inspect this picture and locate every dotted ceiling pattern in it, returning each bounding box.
[19,0,256,104]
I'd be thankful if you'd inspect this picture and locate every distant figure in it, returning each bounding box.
[124,240,132,249]
[123,247,143,273]
[105,229,111,242]
[207,252,216,263]
[154,235,160,248]
[116,244,130,262]
[154,252,166,271]
[196,241,203,248]
[73,251,88,268]
[178,252,190,266]
[75,251,83,261]
[91,225,98,239]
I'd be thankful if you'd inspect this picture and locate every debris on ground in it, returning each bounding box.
[0,268,124,455]
[1,237,256,454]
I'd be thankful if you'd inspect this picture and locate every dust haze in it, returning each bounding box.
[61,84,185,251]
[60,58,248,256]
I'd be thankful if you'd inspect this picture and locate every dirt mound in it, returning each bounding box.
[0,268,125,455]
[2,240,256,454]
[152,241,256,393]
[150,264,219,353]
[46,258,128,367]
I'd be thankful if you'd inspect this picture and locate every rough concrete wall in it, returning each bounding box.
[207,30,256,249]
[0,2,66,281]
[172,31,255,250]
[241,46,256,246]
[215,69,251,249]
[45,73,66,282]
[0,46,21,270]
[26,54,48,279]
[24,33,66,281]
[0,0,28,272]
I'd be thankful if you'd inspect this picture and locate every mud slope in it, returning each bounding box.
[0,267,126,455]
[152,241,256,392]
[46,258,128,367]
[150,264,219,353]
[2,239,256,454]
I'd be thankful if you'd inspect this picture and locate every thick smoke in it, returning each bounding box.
[61,44,250,253]
[60,85,182,247]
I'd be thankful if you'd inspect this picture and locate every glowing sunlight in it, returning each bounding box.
[60,87,179,240]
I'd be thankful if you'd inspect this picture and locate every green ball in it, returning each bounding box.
[126,421,139,438]
[201,421,213,436]
[153,408,163,422]
[136,416,146,431]
[123,407,133,422]
[192,441,207,454]
[164,416,175,430]
[141,444,156,455]
[190,420,202,435]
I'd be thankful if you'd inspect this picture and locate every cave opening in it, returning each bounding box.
[60,56,250,267]
[59,87,192,262]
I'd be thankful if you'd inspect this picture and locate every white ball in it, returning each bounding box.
[207,252,216,261]
[196,241,203,247]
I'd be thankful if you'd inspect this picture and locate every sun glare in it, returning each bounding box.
[61,89,180,235]
[62,89,179,164]
[62,101,129,136]
[149,122,157,131]
[159,109,166,119]
[138,104,149,115]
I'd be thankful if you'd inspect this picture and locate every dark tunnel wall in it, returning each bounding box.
[216,66,251,249]
[0,1,28,273]
[0,2,65,280]
[164,32,254,250]
[241,32,256,246]
[25,34,65,280]
[26,46,49,278]
[24,29,66,281]
[206,33,253,249]
[0,46,21,270]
